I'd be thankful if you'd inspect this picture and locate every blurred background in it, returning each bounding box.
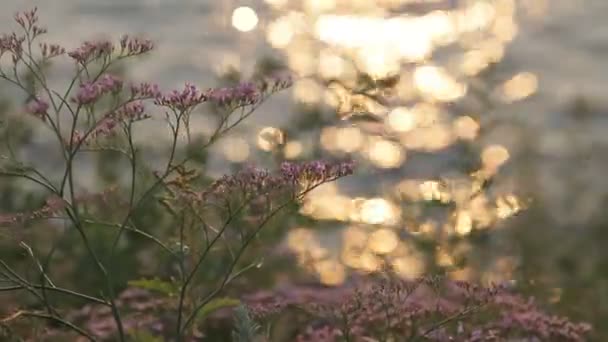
[2,0,608,339]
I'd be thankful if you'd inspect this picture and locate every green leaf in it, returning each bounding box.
[128,277,179,297]
[196,297,240,324]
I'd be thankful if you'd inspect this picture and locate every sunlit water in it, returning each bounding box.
[2,0,607,284]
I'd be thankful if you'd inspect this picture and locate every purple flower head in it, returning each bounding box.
[98,74,123,93]
[155,83,207,112]
[193,160,354,205]
[280,160,355,185]
[130,82,162,99]
[39,42,65,58]
[242,277,591,342]
[119,35,154,56]
[73,74,123,105]
[0,33,25,58]
[26,97,49,119]
[14,8,39,31]
[116,101,148,121]
[74,82,99,105]
[206,81,260,107]
[68,40,114,64]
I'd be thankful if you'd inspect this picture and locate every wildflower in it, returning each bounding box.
[25,97,49,119]
[13,8,44,35]
[115,101,149,121]
[279,160,355,185]
[119,35,154,56]
[39,42,65,58]
[155,83,207,112]
[73,74,123,105]
[130,82,162,99]
[207,82,259,107]
[0,33,25,59]
[68,40,114,64]
[243,277,592,342]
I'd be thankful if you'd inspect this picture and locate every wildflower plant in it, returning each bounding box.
[0,8,353,341]
[0,7,592,342]
[244,275,592,341]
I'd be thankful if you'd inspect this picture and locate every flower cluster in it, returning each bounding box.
[206,165,288,199]
[207,82,259,107]
[73,74,123,105]
[68,40,114,64]
[119,35,154,56]
[70,101,150,146]
[94,101,149,139]
[67,35,153,64]
[151,76,294,113]
[280,160,355,186]
[115,101,148,121]
[129,82,162,99]
[154,83,207,112]
[13,7,45,36]
[243,276,591,342]
[200,160,354,201]
[25,97,49,119]
[39,42,65,59]
[0,32,25,62]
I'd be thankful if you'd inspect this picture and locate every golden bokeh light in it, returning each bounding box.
[293,78,322,104]
[368,228,399,254]
[260,0,527,284]
[391,255,425,278]
[305,0,337,13]
[257,127,285,151]
[501,72,538,103]
[420,180,444,201]
[283,140,304,159]
[436,248,455,267]
[287,227,317,253]
[359,252,382,272]
[232,6,259,32]
[266,17,295,48]
[453,115,480,141]
[401,125,454,152]
[366,138,405,168]
[359,198,400,225]
[319,50,347,79]
[264,0,288,8]
[315,259,346,285]
[221,137,250,162]
[387,107,416,132]
[481,144,510,173]
[414,65,467,102]
[496,194,523,219]
[335,127,364,153]
[455,210,473,236]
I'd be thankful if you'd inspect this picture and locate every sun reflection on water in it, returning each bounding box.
[229,0,536,285]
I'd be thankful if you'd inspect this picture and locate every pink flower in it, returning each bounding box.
[154,83,207,112]
[26,97,49,119]
[206,82,260,107]
[280,160,355,184]
[39,42,65,58]
[73,74,123,105]
[119,35,154,56]
[130,82,162,99]
[68,40,114,64]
